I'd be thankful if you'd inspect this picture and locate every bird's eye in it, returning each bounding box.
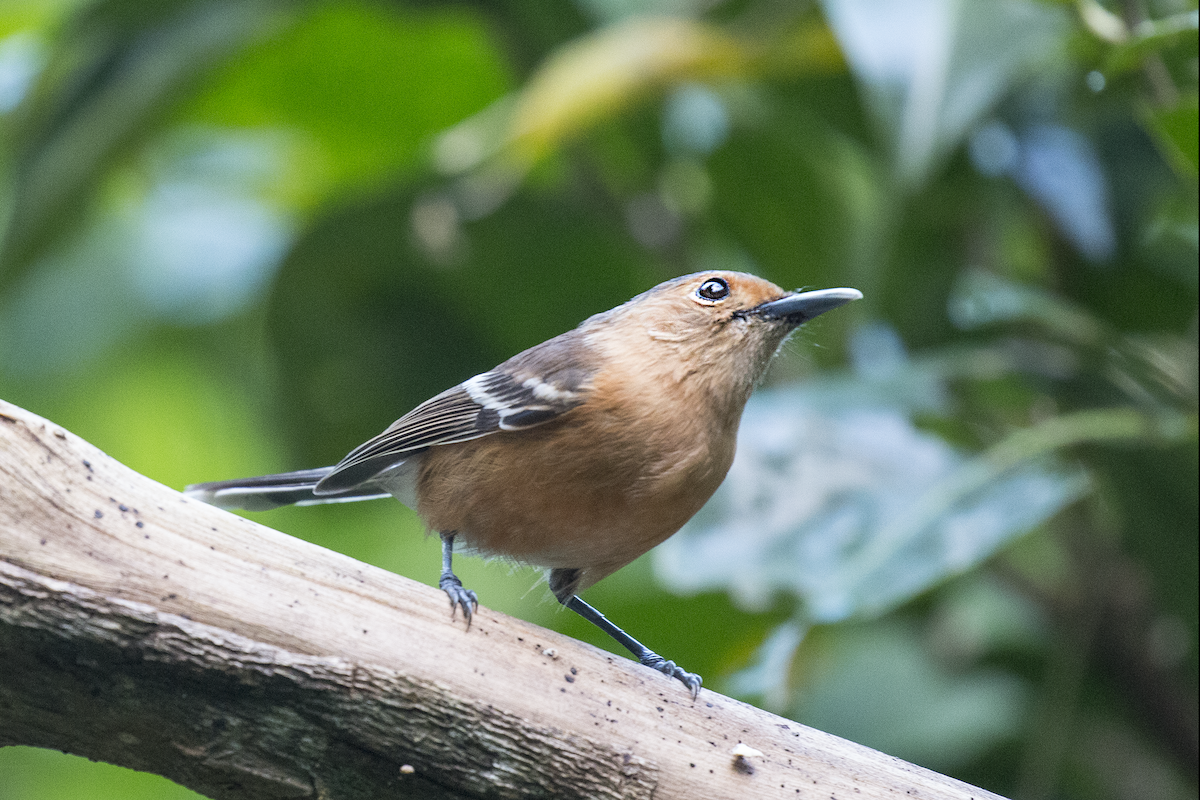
[696,277,730,302]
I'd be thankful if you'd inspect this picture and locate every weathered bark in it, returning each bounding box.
[0,399,1006,799]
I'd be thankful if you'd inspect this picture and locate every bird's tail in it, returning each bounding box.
[185,467,391,512]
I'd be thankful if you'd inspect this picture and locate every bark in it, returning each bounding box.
[0,399,1005,800]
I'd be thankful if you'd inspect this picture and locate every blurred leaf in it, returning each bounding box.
[802,322,1031,414]
[1076,0,1128,45]
[950,267,1108,345]
[0,2,72,41]
[1011,124,1115,263]
[655,380,1090,621]
[1142,186,1200,289]
[573,0,716,25]
[0,224,146,376]
[432,13,844,219]
[950,269,1199,408]
[0,0,288,287]
[730,575,1046,765]
[1142,94,1199,178]
[0,127,295,376]
[1074,715,1198,800]
[725,619,807,710]
[183,0,512,206]
[436,16,752,178]
[789,619,1029,770]
[0,29,47,116]
[761,14,846,78]
[820,0,1068,189]
[0,1,515,378]
[1102,9,1199,76]
[55,347,288,490]
[928,571,1049,659]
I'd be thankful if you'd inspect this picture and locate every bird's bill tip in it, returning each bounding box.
[754,287,863,324]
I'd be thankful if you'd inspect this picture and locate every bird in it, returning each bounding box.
[186,271,861,698]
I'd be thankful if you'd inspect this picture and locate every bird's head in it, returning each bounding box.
[586,270,862,409]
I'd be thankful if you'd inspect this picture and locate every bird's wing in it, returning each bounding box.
[314,343,593,495]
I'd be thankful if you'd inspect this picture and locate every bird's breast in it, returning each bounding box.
[415,399,737,573]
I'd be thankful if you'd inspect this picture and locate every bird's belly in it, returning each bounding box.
[416,424,731,571]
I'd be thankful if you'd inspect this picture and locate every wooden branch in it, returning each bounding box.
[0,399,1006,800]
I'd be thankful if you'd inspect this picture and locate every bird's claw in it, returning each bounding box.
[439,573,478,628]
[640,654,702,700]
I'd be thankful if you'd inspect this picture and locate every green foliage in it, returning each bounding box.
[0,0,1195,798]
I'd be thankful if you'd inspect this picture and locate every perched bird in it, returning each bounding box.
[187,271,861,697]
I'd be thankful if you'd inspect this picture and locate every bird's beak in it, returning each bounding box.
[753,287,863,325]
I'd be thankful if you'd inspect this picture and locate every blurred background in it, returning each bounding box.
[0,0,1195,798]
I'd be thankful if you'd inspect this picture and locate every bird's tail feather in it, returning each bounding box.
[185,467,390,511]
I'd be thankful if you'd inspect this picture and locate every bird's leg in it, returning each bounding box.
[438,531,477,628]
[564,594,702,700]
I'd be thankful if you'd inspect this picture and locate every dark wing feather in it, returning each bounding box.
[314,338,593,495]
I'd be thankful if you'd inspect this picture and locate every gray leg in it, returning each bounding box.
[564,593,702,700]
[438,532,477,628]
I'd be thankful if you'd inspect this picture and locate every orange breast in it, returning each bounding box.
[416,401,736,583]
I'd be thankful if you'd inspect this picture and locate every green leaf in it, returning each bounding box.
[182,1,512,205]
[1102,9,1199,76]
[1142,94,1200,178]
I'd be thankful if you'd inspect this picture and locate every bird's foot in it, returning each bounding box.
[640,654,702,700]
[438,572,478,628]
